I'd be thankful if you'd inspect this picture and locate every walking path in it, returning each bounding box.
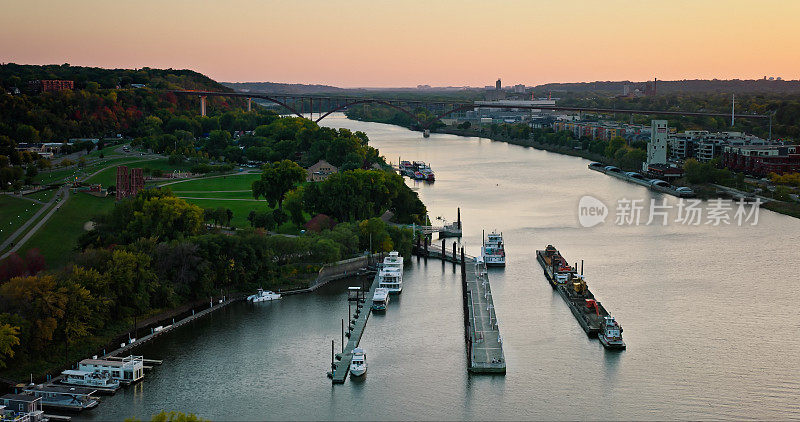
[0,187,68,260]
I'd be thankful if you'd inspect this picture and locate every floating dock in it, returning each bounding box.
[416,242,506,374]
[330,272,381,384]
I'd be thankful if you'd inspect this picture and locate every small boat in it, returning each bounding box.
[371,288,390,311]
[60,370,120,394]
[481,231,506,267]
[349,348,367,376]
[598,316,626,350]
[247,288,281,302]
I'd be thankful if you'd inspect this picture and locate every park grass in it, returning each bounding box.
[25,189,57,203]
[84,158,196,187]
[162,173,261,191]
[0,196,44,245]
[181,197,271,227]
[21,192,116,270]
[174,191,254,199]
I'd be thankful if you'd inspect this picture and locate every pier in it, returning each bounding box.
[330,272,382,384]
[415,241,506,374]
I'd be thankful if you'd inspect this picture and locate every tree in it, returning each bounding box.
[0,323,20,368]
[283,188,306,227]
[251,160,306,209]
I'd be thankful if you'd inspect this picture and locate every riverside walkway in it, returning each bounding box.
[330,271,381,384]
[416,242,506,373]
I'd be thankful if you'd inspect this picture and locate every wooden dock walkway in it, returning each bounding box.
[330,272,382,384]
[416,242,506,374]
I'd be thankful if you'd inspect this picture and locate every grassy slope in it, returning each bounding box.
[163,173,261,191]
[21,193,115,270]
[0,196,44,245]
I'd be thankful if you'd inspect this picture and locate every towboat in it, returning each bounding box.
[481,231,506,267]
[598,316,626,350]
[248,288,281,302]
[349,348,367,376]
[371,288,390,311]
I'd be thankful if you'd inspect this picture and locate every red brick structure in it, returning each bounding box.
[722,145,800,177]
[115,166,145,200]
[28,80,74,93]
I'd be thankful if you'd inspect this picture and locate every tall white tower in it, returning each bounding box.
[643,120,668,172]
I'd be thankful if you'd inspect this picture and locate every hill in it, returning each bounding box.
[534,79,800,95]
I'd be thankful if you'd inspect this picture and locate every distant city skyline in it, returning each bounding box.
[2,0,799,87]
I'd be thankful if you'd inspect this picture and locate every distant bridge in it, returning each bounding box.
[172,90,772,130]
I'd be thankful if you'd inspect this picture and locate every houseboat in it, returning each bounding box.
[349,348,367,376]
[60,370,120,394]
[481,231,506,267]
[0,394,44,422]
[77,355,144,384]
[383,251,403,270]
[21,385,99,412]
[371,288,390,311]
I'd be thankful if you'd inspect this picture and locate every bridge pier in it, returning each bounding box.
[200,96,207,117]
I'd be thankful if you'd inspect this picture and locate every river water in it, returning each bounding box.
[85,114,800,420]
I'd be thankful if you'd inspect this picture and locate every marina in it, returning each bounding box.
[415,241,506,373]
[80,114,800,421]
[329,271,382,384]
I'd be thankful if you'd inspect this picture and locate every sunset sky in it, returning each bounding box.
[1,0,798,87]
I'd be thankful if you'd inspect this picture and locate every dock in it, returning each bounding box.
[330,272,381,384]
[416,242,506,374]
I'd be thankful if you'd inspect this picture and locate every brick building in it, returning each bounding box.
[116,166,145,200]
[721,145,800,177]
[28,79,74,93]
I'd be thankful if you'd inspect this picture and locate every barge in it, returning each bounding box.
[588,162,694,198]
[536,245,625,349]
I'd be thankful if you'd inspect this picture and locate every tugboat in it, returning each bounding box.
[349,348,367,376]
[247,288,281,302]
[481,231,506,267]
[598,316,626,350]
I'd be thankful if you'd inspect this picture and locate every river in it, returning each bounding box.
[84,113,800,420]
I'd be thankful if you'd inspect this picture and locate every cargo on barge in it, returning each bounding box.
[535,245,625,349]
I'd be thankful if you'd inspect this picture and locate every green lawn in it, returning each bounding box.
[174,191,254,199]
[162,173,261,191]
[21,192,116,270]
[0,196,44,245]
[25,189,58,203]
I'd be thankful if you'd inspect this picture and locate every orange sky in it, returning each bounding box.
[1,0,799,87]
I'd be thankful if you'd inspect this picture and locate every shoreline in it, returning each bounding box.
[347,114,800,219]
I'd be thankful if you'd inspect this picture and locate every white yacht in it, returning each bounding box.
[379,251,404,293]
[481,231,506,267]
[248,288,281,302]
[383,251,403,270]
[349,348,367,376]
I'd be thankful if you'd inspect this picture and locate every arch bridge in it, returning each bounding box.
[172,90,771,132]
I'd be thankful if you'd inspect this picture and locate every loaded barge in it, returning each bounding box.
[536,245,625,350]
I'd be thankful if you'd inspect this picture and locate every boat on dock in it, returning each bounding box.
[59,370,120,394]
[247,288,281,302]
[21,385,99,412]
[481,231,506,267]
[399,161,435,181]
[371,288,390,311]
[535,245,625,348]
[378,251,404,293]
[77,355,144,384]
[349,348,367,376]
